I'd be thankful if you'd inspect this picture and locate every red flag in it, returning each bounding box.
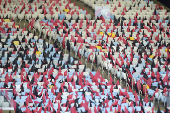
[38,106,42,113]
[156,71,161,82]
[150,95,154,101]
[121,10,125,15]
[62,36,65,48]
[77,36,84,43]
[118,2,121,7]
[125,106,128,113]
[132,107,135,113]
[5,73,9,85]
[136,80,141,91]
[144,94,148,103]
[147,78,152,88]
[106,0,109,4]
[115,59,121,68]
[163,74,169,84]
[126,69,132,78]
[94,70,101,79]
[101,54,106,61]
[151,70,155,78]
[112,100,118,106]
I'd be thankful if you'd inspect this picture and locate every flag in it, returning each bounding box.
[156,71,161,82]
[144,94,148,103]
[147,78,152,88]
[121,10,125,15]
[126,68,132,78]
[151,71,155,78]
[62,36,65,48]
[38,106,42,113]
[118,2,121,7]
[101,54,106,61]
[163,74,169,84]
[5,73,9,84]
[77,35,84,43]
[165,10,167,15]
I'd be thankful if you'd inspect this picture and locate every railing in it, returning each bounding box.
[167,89,170,110]
[0,89,15,113]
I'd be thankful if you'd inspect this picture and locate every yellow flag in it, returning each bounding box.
[108,33,115,38]
[63,9,69,12]
[96,46,102,49]
[149,55,154,59]
[147,85,149,89]
[102,49,107,52]
[100,32,103,35]
[15,25,19,28]
[13,41,19,45]
[112,33,115,37]
[3,19,10,22]
[49,85,53,89]
[126,99,129,103]
[108,33,111,36]
[130,37,134,41]
[36,51,41,55]
[165,48,170,52]
[143,85,149,89]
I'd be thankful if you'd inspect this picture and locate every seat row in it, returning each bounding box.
[0,19,158,112]
[0,0,169,112]
[29,0,170,105]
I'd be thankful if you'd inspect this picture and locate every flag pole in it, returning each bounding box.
[158,92,160,104]
[102,64,103,72]
[132,77,133,91]
[75,49,77,58]
[69,42,71,55]
[120,70,121,85]
[15,17,16,27]
[49,35,51,44]
[39,30,41,38]
[25,14,26,23]
[163,93,166,106]
[91,62,93,70]
[145,83,147,96]
[126,83,129,91]
[44,33,46,41]
[108,72,110,80]
[85,59,87,67]
[20,20,21,28]
[49,30,51,44]
[29,25,31,31]
[102,63,103,77]
[65,38,67,54]
[33,29,35,36]
[60,37,62,47]
[81,49,82,62]
[153,97,155,106]
[114,76,116,84]
[107,63,109,79]
[126,73,128,88]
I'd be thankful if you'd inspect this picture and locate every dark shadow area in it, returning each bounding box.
[151,0,170,12]
[157,0,170,9]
